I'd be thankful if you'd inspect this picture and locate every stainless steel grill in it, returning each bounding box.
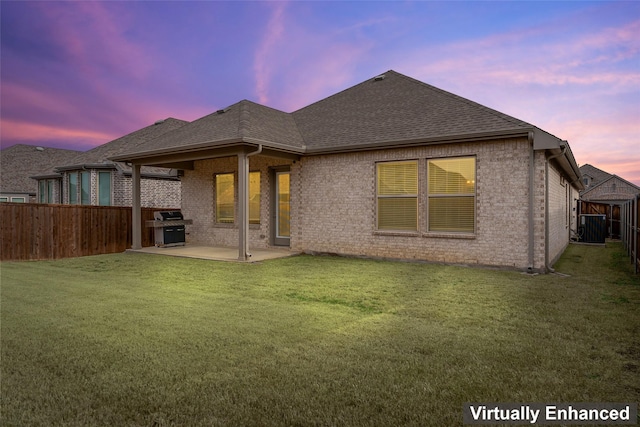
[153,211,186,247]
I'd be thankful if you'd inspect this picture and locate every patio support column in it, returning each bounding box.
[132,163,142,250]
[238,152,249,261]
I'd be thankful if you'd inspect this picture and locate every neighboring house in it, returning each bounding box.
[33,118,188,208]
[0,144,82,203]
[579,164,640,203]
[113,70,583,272]
[578,164,640,240]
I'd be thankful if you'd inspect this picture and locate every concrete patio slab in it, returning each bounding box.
[129,245,299,262]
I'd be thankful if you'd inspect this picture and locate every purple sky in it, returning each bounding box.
[1,1,639,185]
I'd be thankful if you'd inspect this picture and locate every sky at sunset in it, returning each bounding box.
[1,1,639,185]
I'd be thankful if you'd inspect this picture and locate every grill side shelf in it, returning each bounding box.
[145,219,194,227]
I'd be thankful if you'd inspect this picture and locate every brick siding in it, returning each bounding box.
[180,138,571,270]
[180,156,294,248]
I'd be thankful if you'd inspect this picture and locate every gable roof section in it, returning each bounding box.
[111,70,582,189]
[293,70,533,152]
[115,101,305,160]
[56,118,188,176]
[581,173,640,200]
[579,164,612,184]
[0,144,82,194]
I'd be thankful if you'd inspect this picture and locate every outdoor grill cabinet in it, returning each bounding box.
[147,211,193,247]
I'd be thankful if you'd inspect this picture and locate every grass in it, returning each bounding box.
[1,243,639,426]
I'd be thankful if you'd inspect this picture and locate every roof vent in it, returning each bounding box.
[373,74,386,81]
[35,146,45,151]
[154,119,165,125]
[216,108,230,114]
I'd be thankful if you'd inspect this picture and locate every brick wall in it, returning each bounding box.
[60,169,180,208]
[115,173,181,208]
[581,176,640,201]
[547,162,569,265]
[296,139,534,269]
[178,138,572,271]
[180,156,294,248]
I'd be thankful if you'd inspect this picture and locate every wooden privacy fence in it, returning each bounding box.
[579,201,622,239]
[0,203,175,261]
[620,195,639,274]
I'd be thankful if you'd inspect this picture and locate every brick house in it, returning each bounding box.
[113,70,583,272]
[0,144,82,203]
[33,118,188,208]
[579,164,640,203]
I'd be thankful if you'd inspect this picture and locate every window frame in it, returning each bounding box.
[249,171,261,225]
[215,172,235,224]
[375,160,419,232]
[426,156,476,234]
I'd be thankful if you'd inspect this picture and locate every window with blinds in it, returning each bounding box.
[249,171,260,224]
[377,161,418,231]
[216,173,235,223]
[427,157,476,233]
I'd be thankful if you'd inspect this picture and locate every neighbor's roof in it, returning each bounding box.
[581,173,640,200]
[56,118,188,176]
[579,164,613,185]
[0,144,82,194]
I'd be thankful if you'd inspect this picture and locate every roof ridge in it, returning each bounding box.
[238,100,251,138]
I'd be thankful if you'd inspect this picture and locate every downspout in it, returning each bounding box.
[247,144,263,158]
[528,132,535,272]
[545,143,568,272]
[239,144,263,260]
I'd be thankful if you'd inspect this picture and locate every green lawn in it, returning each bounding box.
[1,243,639,426]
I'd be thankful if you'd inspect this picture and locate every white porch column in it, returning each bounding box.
[132,163,142,250]
[238,152,249,261]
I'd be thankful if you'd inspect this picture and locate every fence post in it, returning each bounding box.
[131,164,142,250]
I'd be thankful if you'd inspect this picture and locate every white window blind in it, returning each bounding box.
[377,161,418,231]
[427,157,475,232]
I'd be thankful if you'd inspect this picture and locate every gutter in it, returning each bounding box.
[545,143,568,272]
[528,132,535,272]
[109,129,530,163]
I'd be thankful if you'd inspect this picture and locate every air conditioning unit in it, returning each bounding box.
[580,214,606,244]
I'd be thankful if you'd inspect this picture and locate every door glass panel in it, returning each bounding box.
[277,172,290,238]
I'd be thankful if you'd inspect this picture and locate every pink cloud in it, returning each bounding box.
[254,2,288,105]
[1,119,116,149]
[34,2,152,83]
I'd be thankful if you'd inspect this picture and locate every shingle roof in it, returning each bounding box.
[58,118,188,176]
[113,70,546,160]
[579,164,612,186]
[0,144,82,194]
[116,101,304,158]
[293,70,532,150]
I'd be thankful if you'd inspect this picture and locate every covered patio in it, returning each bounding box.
[111,101,305,261]
[129,244,300,263]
